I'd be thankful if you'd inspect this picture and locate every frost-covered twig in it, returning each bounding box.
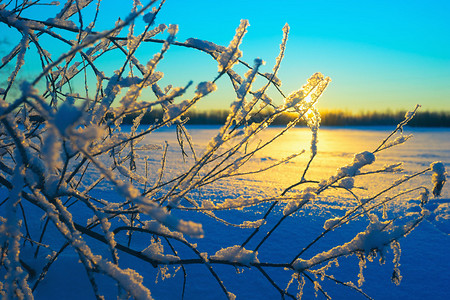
[373,105,420,153]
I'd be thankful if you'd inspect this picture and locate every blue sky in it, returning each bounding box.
[3,0,450,112]
[149,0,450,112]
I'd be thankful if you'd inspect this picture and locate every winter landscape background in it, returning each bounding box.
[31,126,450,299]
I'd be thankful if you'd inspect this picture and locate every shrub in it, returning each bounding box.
[0,1,446,299]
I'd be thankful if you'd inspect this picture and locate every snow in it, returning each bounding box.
[195,81,217,96]
[4,2,447,298]
[53,96,83,135]
[2,124,449,300]
[263,72,281,86]
[404,105,420,122]
[379,134,413,151]
[45,18,77,29]
[185,38,225,52]
[0,127,450,299]
[217,19,249,73]
[236,58,264,99]
[343,151,376,177]
[323,217,341,230]
[123,126,449,299]
[283,73,331,113]
[430,161,446,196]
[163,100,191,122]
[293,214,420,272]
[143,220,186,242]
[96,260,153,300]
[211,245,259,267]
[142,239,180,263]
[55,0,94,21]
[283,189,316,216]
[338,177,355,189]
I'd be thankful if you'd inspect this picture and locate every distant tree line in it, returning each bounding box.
[318,110,450,127]
[115,109,450,127]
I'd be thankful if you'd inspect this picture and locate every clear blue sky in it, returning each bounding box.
[154,0,450,112]
[4,0,450,112]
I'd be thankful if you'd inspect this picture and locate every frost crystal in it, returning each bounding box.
[240,219,265,228]
[217,19,249,73]
[228,292,237,300]
[236,58,264,99]
[263,72,281,85]
[404,105,420,122]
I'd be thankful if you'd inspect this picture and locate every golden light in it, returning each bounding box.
[303,94,315,119]
[303,94,313,104]
[305,109,315,119]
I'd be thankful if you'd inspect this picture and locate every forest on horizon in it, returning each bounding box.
[113,108,450,127]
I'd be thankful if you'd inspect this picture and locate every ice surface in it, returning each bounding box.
[6,126,449,300]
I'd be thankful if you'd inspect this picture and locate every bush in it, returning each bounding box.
[0,1,446,299]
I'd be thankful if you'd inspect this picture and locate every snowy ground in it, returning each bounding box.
[5,125,449,299]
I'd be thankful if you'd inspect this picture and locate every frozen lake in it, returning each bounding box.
[122,125,449,299]
[26,125,450,300]
[136,125,450,198]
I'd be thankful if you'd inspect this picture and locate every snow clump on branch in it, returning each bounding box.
[430,162,446,197]
[195,81,217,96]
[211,245,259,267]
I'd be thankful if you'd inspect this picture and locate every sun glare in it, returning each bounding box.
[306,109,315,119]
[303,94,313,104]
[302,94,316,119]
